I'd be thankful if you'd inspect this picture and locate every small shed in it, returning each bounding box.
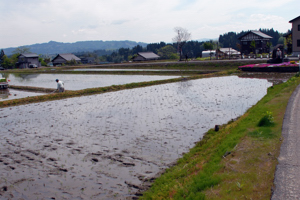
[217,48,240,59]
[238,30,272,55]
[132,52,160,61]
[52,53,81,66]
[17,53,40,68]
[202,50,216,58]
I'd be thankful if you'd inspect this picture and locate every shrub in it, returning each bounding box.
[290,61,296,64]
[258,111,274,127]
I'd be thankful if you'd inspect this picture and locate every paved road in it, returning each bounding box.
[272,84,300,199]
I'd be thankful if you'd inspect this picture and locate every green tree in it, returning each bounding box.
[12,47,31,54]
[0,49,5,66]
[266,42,272,58]
[203,42,214,60]
[277,37,284,45]
[1,55,13,68]
[285,34,292,54]
[38,57,47,66]
[9,54,20,68]
[157,45,177,59]
[250,40,256,57]
[66,59,78,66]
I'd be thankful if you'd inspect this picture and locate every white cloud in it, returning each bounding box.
[0,0,298,48]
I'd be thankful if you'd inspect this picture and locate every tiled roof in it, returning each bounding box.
[251,30,273,39]
[58,53,81,61]
[138,52,160,59]
[238,30,272,40]
[18,53,39,58]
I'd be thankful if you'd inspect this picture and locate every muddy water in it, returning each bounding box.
[0,89,46,101]
[0,76,272,199]
[5,74,180,90]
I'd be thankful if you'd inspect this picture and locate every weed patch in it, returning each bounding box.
[257,111,274,127]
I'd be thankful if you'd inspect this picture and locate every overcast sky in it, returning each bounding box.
[0,0,298,48]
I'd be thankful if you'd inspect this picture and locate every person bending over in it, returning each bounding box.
[55,79,64,93]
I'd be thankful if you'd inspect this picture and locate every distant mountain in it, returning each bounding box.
[2,40,148,56]
[196,38,218,42]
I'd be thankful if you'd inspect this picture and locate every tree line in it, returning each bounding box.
[75,40,207,63]
[0,28,287,67]
[219,28,284,51]
[77,28,285,63]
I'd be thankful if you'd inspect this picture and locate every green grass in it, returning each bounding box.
[140,73,300,199]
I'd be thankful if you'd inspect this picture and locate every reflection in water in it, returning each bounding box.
[0,73,9,79]
[0,89,10,100]
[176,79,193,95]
[238,72,296,85]
[0,88,46,101]
[18,73,40,80]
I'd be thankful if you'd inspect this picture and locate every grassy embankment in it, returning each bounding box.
[140,74,300,199]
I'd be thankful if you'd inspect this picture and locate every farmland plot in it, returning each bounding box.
[5,74,180,90]
[0,76,272,199]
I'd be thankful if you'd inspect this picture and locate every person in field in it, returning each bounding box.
[55,79,65,93]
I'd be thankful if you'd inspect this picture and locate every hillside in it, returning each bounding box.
[2,40,148,56]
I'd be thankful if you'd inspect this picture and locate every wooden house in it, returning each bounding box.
[289,16,300,56]
[17,53,40,68]
[132,52,160,61]
[52,53,81,66]
[238,30,272,55]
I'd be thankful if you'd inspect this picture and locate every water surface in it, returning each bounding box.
[5,73,180,90]
[0,76,272,199]
[0,89,45,101]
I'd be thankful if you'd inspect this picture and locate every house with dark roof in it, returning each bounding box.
[132,52,160,61]
[52,53,81,66]
[238,30,272,55]
[289,16,300,56]
[17,53,40,68]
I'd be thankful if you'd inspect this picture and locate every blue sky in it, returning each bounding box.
[0,0,299,48]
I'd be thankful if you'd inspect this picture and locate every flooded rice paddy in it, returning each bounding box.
[0,89,46,101]
[5,74,180,90]
[0,76,272,199]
